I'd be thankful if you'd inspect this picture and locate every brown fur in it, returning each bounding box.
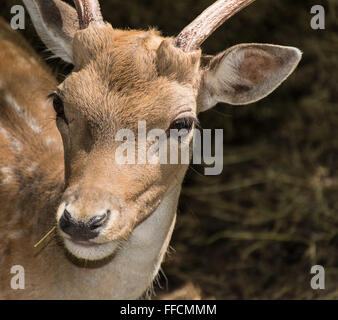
[0,20,200,299]
[0,18,64,298]
[0,0,301,298]
[56,24,201,237]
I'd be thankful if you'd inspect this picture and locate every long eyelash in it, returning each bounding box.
[166,117,201,138]
[186,117,202,131]
[181,117,200,128]
[194,119,202,130]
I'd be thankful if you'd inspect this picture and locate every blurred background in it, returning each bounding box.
[1,0,337,299]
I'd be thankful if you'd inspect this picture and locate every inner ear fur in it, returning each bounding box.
[198,43,302,112]
[23,0,79,63]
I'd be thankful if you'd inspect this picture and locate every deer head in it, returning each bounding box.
[23,0,301,261]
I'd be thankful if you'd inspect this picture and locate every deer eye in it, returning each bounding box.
[169,117,199,131]
[48,93,68,124]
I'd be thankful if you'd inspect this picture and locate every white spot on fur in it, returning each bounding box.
[0,127,11,141]
[28,162,39,173]
[27,118,42,134]
[29,57,38,65]
[11,139,23,152]
[4,93,42,134]
[45,137,57,146]
[0,127,22,152]
[1,166,13,184]
[8,230,24,240]
[4,93,21,114]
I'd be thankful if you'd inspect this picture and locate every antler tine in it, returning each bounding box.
[72,0,104,29]
[175,0,256,52]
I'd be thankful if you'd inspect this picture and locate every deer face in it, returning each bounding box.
[52,26,202,260]
[24,0,301,261]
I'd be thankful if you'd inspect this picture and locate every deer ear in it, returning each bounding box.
[198,44,302,112]
[23,0,79,63]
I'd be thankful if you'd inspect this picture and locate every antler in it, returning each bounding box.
[72,0,104,29]
[175,0,256,52]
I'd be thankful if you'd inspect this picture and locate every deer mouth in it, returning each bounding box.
[63,237,120,261]
[69,240,103,247]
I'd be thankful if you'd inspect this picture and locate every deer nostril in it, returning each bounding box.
[59,209,111,240]
[63,209,72,221]
[59,209,75,234]
[88,210,110,230]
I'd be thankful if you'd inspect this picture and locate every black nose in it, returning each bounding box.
[59,209,110,241]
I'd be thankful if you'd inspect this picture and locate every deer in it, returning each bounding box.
[0,0,301,299]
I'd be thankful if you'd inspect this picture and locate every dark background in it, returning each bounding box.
[1,0,337,299]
